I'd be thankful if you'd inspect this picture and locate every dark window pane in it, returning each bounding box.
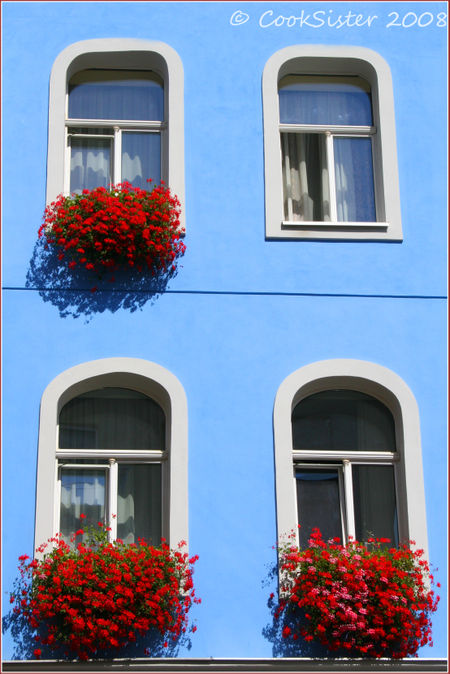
[353,465,398,545]
[117,464,162,545]
[296,468,342,547]
[69,69,164,121]
[122,132,161,187]
[59,387,165,450]
[292,390,396,452]
[334,137,376,222]
[279,75,372,126]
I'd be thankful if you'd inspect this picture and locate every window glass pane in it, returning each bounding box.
[296,468,342,547]
[353,465,398,545]
[279,75,372,126]
[117,464,162,545]
[122,132,161,188]
[60,468,106,543]
[69,70,164,121]
[59,387,165,450]
[292,390,396,452]
[281,133,330,221]
[334,137,376,222]
[70,137,112,193]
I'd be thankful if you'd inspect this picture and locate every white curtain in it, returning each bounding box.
[282,133,330,221]
[70,138,111,193]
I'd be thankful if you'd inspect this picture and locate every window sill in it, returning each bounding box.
[265,221,402,241]
[2,658,447,672]
[282,221,388,229]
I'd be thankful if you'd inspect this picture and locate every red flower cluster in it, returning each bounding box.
[11,525,199,661]
[39,181,185,275]
[275,529,440,659]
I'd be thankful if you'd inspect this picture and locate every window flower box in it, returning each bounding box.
[9,523,199,661]
[39,181,185,277]
[273,528,440,659]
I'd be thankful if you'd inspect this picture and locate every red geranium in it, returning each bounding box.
[39,181,185,275]
[11,524,199,661]
[274,528,439,659]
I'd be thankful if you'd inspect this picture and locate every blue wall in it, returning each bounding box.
[2,1,447,660]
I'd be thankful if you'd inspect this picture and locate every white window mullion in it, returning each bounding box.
[326,132,338,222]
[108,458,118,541]
[342,460,356,542]
[282,133,294,221]
[55,459,62,537]
[64,127,71,195]
[113,126,122,185]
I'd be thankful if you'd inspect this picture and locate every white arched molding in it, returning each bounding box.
[274,359,428,558]
[35,358,188,553]
[263,45,402,241]
[46,38,185,229]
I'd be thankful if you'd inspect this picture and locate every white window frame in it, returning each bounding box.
[263,46,403,241]
[274,360,428,559]
[47,39,185,229]
[35,358,188,555]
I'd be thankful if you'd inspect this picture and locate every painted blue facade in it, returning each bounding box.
[2,1,447,663]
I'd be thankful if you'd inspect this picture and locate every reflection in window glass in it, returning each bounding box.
[60,468,106,543]
[353,465,398,545]
[296,468,342,548]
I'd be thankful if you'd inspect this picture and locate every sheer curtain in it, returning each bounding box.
[70,138,112,193]
[68,70,163,192]
[334,137,376,222]
[60,469,106,542]
[58,388,165,545]
[117,464,162,545]
[279,75,373,222]
[121,132,161,188]
[282,133,330,221]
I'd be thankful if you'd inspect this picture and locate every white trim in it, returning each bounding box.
[263,46,402,241]
[274,359,428,558]
[35,358,188,553]
[46,38,185,229]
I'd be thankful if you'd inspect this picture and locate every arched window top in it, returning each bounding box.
[59,387,165,450]
[274,359,428,558]
[292,389,396,452]
[68,69,164,121]
[35,358,188,552]
[278,75,373,126]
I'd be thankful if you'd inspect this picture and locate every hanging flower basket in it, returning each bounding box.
[274,528,440,659]
[39,181,185,276]
[10,524,199,661]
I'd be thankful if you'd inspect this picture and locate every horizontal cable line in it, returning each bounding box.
[2,286,447,300]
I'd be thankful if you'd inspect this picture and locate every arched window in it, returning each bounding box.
[274,360,428,557]
[35,359,188,552]
[263,46,402,241]
[58,387,165,545]
[292,389,398,548]
[46,39,185,228]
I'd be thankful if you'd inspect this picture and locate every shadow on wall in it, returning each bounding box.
[2,610,192,661]
[26,239,178,322]
[262,563,330,658]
